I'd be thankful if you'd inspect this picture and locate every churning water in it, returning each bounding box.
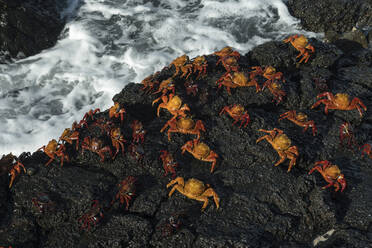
[0,0,319,155]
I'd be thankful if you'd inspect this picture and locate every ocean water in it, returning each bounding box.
[0,0,319,155]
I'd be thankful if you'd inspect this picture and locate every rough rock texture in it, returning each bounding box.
[1,39,372,247]
[0,0,68,62]
[286,0,372,33]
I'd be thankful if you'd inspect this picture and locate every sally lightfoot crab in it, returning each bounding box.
[111,176,137,210]
[311,92,367,117]
[279,110,317,136]
[216,71,257,95]
[0,153,26,188]
[81,137,113,162]
[167,177,220,211]
[220,104,250,128]
[308,160,346,192]
[78,200,104,231]
[284,34,315,63]
[152,93,190,119]
[109,102,126,124]
[256,128,299,172]
[38,139,69,167]
[131,120,146,143]
[160,116,206,141]
[160,150,178,178]
[339,122,357,149]
[181,139,218,173]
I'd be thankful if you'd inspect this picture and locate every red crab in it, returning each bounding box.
[311,92,367,117]
[0,153,26,188]
[141,72,160,94]
[111,176,137,210]
[250,66,285,90]
[214,46,241,72]
[219,104,250,128]
[184,80,198,96]
[38,139,69,167]
[279,110,317,136]
[131,120,146,143]
[159,150,178,178]
[339,122,357,149]
[157,211,185,237]
[309,160,346,192]
[160,116,206,141]
[59,121,81,150]
[109,102,126,124]
[129,143,145,165]
[181,139,218,173]
[81,137,113,162]
[79,108,101,127]
[361,144,372,159]
[110,127,126,159]
[32,193,56,213]
[283,34,315,63]
[78,200,104,231]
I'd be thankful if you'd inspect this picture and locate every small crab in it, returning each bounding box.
[111,176,137,210]
[59,121,81,150]
[339,122,357,149]
[263,81,286,105]
[250,66,285,89]
[313,77,329,92]
[38,139,70,167]
[167,177,220,211]
[109,102,126,124]
[160,116,206,141]
[80,108,101,127]
[191,56,208,79]
[152,93,190,119]
[131,120,146,143]
[0,153,26,188]
[170,54,193,78]
[309,160,346,192]
[159,150,178,178]
[152,78,176,99]
[129,143,145,165]
[141,72,160,94]
[32,193,56,213]
[361,144,372,159]
[81,137,113,162]
[184,80,198,96]
[219,104,250,128]
[214,46,241,71]
[216,71,257,95]
[256,128,299,172]
[110,127,126,159]
[78,200,104,231]
[284,34,315,63]
[279,110,317,136]
[157,211,185,237]
[311,92,367,117]
[181,139,218,173]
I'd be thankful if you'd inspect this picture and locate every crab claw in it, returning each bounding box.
[337,174,347,192]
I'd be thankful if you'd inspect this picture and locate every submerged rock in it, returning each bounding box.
[0,37,371,247]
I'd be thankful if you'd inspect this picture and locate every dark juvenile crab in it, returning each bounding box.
[81,136,113,162]
[129,143,145,165]
[157,211,186,237]
[79,108,101,127]
[0,153,26,188]
[78,200,104,231]
[110,127,126,160]
[339,122,357,149]
[32,193,56,213]
[131,120,146,143]
[184,80,198,96]
[111,176,137,210]
[159,150,178,178]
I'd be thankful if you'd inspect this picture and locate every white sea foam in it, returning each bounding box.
[0,0,321,155]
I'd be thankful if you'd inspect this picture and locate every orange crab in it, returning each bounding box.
[141,72,160,94]
[216,71,258,95]
[263,81,286,105]
[131,120,146,143]
[256,128,299,172]
[181,139,218,173]
[219,104,250,128]
[111,176,137,210]
[152,78,176,102]
[191,56,208,79]
[81,137,113,162]
[309,160,346,192]
[250,66,285,88]
[214,46,241,71]
[110,127,126,159]
[59,121,81,150]
[38,139,70,167]
[167,177,220,211]
[160,116,206,141]
[109,102,126,124]
[169,54,193,78]
[279,110,317,136]
[0,153,26,188]
[152,93,190,119]
[311,92,367,117]
[283,34,315,63]
[160,150,178,178]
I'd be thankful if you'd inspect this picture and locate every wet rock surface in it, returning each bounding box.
[0,38,372,247]
[0,0,68,62]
